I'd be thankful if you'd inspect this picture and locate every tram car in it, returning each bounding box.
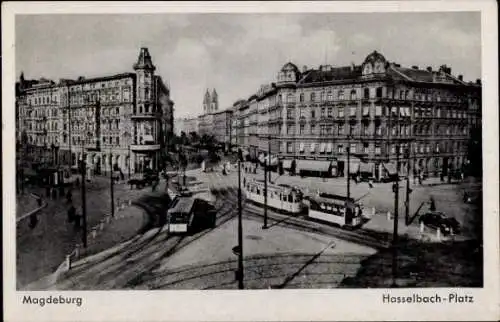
[307,192,363,228]
[244,179,303,214]
[166,196,216,234]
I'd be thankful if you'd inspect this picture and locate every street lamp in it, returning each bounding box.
[237,148,244,289]
[262,134,271,230]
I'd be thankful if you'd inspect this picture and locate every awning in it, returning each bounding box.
[348,162,360,174]
[296,160,331,173]
[282,159,293,169]
[359,162,374,173]
[383,162,398,175]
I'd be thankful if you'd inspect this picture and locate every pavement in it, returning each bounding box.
[16,176,158,289]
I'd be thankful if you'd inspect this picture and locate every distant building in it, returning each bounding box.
[16,47,175,174]
[232,50,482,179]
[175,117,199,136]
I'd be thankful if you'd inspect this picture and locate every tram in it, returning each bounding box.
[166,196,216,234]
[244,179,303,214]
[307,192,363,228]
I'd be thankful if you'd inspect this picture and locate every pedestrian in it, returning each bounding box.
[419,172,423,185]
[74,211,81,230]
[368,179,373,189]
[29,212,38,229]
[243,177,246,186]
[66,190,72,203]
[430,197,436,212]
[67,205,76,223]
[36,196,42,207]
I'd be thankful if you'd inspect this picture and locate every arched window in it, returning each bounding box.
[338,90,344,100]
[310,92,316,102]
[327,91,333,101]
[350,90,357,100]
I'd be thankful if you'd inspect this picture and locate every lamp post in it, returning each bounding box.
[346,135,351,200]
[81,137,88,248]
[110,149,115,218]
[237,148,244,289]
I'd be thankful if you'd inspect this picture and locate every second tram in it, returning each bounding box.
[244,179,303,214]
[308,192,363,228]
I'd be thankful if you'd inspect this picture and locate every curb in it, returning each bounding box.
[16,195,48,223]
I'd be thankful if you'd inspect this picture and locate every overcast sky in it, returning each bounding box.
[16,12,481,118]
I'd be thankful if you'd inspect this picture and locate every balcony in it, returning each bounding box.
[130,112,161,119]
[130,144,160,152]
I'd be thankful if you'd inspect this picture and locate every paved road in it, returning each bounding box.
[38,167,481,290]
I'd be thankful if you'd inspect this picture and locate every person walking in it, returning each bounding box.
[67,205,76,223]
[66,190,73,204]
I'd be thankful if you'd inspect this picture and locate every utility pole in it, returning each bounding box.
[346,138,351,200]
[392,140,400,287]
[405,144,411,225]
[110,150,115,218]
[268,135,271,182]
[68,84,72,168]
[237,149,244,289]
[263,135,269,229]
[81,144,87,248]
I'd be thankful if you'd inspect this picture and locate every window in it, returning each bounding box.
[350,143,356,153]
[299,124,305,135]
[310,92,316,102]
[338,90,344,100]
[310,124,316,134]
[299,93,304,102]
[338,124,344,135]
[321,107,326,117]
[361,123,369,135]
[375,105,382,116]
[362,105,370,116]
[391,145,396,154]
[327,107,333,117]
[311,109,316,119]
[287,142,293,153]
[363,143,369,154]
[287,125,293,134]
[299,142,305,152]
[375,124,381,136]
[376,87,383,98]
[350,90,357,100]
[399,90,404,100]
[364,88,370,99]
[338,144,343,153]
[338,107,344,118]
[327,91,333,101]
[349,124,356,136]
[349,106,356,117]
[375,145,381,155]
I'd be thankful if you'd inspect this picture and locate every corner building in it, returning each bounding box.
[235,51,481,179]
[16,47,174,175]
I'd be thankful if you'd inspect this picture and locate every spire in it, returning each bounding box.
[204,89,211,104]
[133,47,156,71]
[211,88,218,102]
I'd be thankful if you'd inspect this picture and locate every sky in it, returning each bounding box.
[16,12,481,118]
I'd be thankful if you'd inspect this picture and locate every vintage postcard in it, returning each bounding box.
[2,1,499,321]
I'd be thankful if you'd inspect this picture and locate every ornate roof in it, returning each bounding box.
[133,47,156,71]
[363,50,387,65]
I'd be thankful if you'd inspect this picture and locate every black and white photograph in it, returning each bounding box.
[3,1,499,321]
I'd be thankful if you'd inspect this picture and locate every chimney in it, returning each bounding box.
[458,75,463,81]
[426,66,432,72]
[302,65,307,73]
[412,65,419,70]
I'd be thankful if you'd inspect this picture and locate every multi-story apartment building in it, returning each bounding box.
[212,109,233,150]
[234,51,482,179]
[16,47,175,175]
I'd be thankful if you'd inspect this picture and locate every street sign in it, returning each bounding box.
[232,245,241,256]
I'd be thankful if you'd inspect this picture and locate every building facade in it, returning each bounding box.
[212,109,234,149]
[174,117,199,136]
[16,47,175,175]
[233,51,482,179]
